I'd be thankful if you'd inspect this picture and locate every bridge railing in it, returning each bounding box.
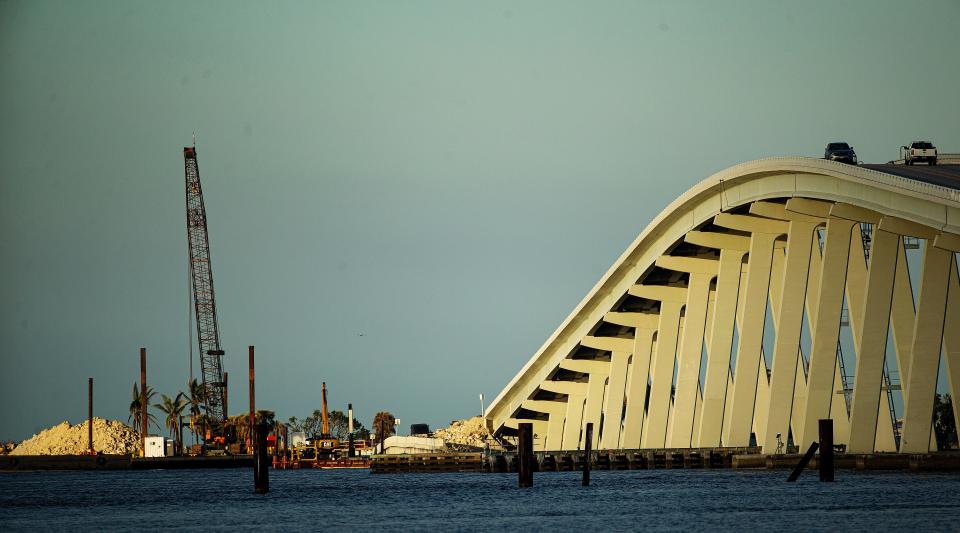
[887,153,960,165]
[726,156,960,205]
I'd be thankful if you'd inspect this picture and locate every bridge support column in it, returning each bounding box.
[726,233,778,446]
[660,258,718,448]
[638,297,684,448]
[546,414,565,451]
[800,217,854,449]
[558,359,612,450]
[620,328,655,448]
[901,243,952,452]
[750,200,830,453]
[762,217,820,453]
[600,351,630,449]
[718,213,789,447]
[561,393,586,450]
[582,376,606,449]
[848,228,899,453]
[824,220,874,447]
[521,400,567,451]
[942,255,960,443]
[685,232,750,447]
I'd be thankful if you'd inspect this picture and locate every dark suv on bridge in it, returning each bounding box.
[824,142,858,165]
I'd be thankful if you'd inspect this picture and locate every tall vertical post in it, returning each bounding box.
[248,346,255,452]
[88,377,94,455]
[271,422,278,462]
[819,419,834,482]
[348,403,355,458]
[253,421,269,493]
[321,382,329,436]
[518,422,533,488]
[348,403,354,434]
[583,423,593,486]
[379,420,385,454]
[140,347,147,457]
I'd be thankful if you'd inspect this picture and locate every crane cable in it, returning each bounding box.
[188,256,194,385]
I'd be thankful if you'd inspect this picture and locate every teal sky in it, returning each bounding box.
[1,1,959,440]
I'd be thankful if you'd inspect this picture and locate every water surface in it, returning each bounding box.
[2,469,959,531]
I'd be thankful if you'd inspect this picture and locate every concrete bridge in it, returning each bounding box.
[485,157,960,455]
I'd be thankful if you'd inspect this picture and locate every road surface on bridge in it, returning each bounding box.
[863,163,960,190]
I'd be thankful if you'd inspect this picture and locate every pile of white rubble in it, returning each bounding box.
[432,417,492,448]
[11,418,142,456]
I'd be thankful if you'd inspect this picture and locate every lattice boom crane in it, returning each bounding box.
[183,146,227,439]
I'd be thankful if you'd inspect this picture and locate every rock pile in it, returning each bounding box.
[433,417,491,448]
[11,418,142,456]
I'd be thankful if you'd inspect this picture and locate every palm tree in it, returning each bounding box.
[256,410,276,427]
[228,414,250,446]
[226,411,276,451]
[127,383,158,435]
[372,411,396,439]
[155,393,188,455]
[186,379,206,445]
[287,416,304,432]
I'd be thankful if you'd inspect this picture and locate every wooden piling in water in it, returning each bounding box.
[88,377,93,454]
[518,422,533,487]
[379,420,386,454]
[254,422,269,493]
[787,442,819,482]
[819,419,834,482]
[582,423,592,486]
[140,348,146,457]
[248,346,255,451]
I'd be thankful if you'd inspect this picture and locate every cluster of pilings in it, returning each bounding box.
[132,345,271,493]
[492,447,748,473]
[492,419,960,483]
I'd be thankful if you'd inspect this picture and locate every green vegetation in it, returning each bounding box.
[286,410,370,440]
[372,411,396,439]
[934,394,958,450]
[154,393,188,455]
[186,379,206,445]
[127,383,158,435]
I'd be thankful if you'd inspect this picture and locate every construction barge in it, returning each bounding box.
[272,454,370,470]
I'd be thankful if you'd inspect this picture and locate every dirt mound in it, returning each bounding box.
[433,417,491,448]
[11,418,141,456]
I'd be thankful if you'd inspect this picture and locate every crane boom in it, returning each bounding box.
[183,146,227,437]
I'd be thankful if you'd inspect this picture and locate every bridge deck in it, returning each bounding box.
[863,163,960,190]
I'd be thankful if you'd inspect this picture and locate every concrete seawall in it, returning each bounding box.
[487,449,960,473]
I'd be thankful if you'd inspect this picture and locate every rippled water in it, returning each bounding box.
[2,469,959,531]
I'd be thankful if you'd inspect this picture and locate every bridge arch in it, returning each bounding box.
[486,157,960,454]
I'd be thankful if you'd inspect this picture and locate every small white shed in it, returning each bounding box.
[144,436,166,457]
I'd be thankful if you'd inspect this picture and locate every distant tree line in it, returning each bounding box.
[286,410,371,441]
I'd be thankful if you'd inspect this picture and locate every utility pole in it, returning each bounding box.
[140,348,147,457]
[88,377,94,455]
[249,346,255,451]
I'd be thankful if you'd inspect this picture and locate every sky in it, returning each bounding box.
[1,0,959,441]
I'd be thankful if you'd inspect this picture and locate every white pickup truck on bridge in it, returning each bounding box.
[902,141,938,165]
